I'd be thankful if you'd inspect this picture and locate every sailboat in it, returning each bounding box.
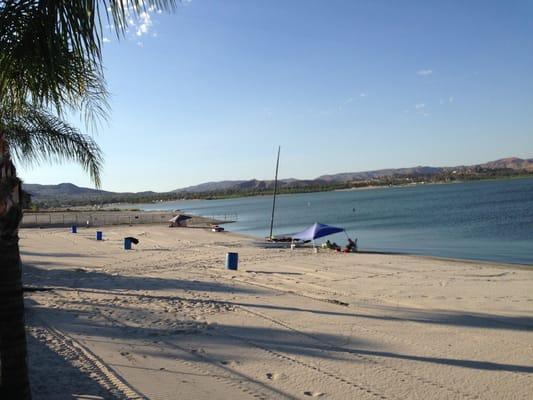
[252,146,295,248]
[268,145,281,241]
[251,146,350,250]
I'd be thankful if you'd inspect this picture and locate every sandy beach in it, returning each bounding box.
[20,225,533,400]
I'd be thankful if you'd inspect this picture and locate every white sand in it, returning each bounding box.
[20,225,533,399]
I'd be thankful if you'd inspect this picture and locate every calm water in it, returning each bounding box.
[137,178,533,265]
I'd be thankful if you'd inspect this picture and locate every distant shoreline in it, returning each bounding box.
[120,175,533,206]
[26,171,533,209]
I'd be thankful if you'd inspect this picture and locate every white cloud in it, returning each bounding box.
[345,97,354,104]
[415,103,426,109]
[360,92,367,97]
[136,41,144,48]
[103,37,111,43]
[136,11,153,36]
[417,69,433,76]
[449,96,454,103]
[110,3,161,41]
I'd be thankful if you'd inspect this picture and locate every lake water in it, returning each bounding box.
[137,178,533,265]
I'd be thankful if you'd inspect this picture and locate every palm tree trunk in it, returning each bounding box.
[0,136,31,399]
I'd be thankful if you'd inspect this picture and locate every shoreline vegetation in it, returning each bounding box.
[27,169,533,209]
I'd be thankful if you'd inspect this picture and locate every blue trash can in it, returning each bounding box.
[71,225,77,234]
[124,237,132,250]
[225,252,238,270]
[96,231,103,241]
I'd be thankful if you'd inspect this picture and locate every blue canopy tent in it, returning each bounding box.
[292,222,347,247]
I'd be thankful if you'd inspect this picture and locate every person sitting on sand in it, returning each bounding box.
[345,238,357,252]
[331,242,341,251]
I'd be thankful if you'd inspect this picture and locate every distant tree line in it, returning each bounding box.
[30,169,533,209]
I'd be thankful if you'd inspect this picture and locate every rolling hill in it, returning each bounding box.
[22,157,533,204]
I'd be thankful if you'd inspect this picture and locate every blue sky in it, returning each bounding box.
[19,0,533,192]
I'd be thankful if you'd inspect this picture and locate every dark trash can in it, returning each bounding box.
[225,252,238,270]
[96,231,103,241]
[71,225,77,234]
[124,237,132,250]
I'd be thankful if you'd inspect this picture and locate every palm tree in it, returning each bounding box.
[0,1,176,398]
[0,104,103,398]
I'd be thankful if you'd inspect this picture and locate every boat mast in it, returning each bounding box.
[269,146,281,240]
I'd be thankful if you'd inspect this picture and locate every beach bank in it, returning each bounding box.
[21,225,533,399]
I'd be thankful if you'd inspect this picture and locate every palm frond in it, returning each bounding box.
[0,3,109,122]
[0,0,175,114]
[2,106,104,188]
[0,0,177,188]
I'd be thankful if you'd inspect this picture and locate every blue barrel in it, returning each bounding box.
[96,231,103,241]
[124,238,132,250]
[225,252,238,270]
[71,225,77,234]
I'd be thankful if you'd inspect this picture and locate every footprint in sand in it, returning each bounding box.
[220,360,240,366]
[191,348,206,354]
[303,391,324,397]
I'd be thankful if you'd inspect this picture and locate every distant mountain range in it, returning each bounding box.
[480,157,533,171]
[23,157,533,205]
[177,178,317,193]
[22,183,159,204]
[173,157,533,191]
[23,183,113,198]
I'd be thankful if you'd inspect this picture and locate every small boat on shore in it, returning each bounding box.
[257,148,350,250]
[251,239,294,249]
[252,233,309,248]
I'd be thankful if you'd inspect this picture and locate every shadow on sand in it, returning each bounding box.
[26,333,116,400]
[23,264,262,294]
[23,263,533,377]
[21,250,104,258]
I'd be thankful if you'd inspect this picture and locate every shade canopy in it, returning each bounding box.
[291,222,345,241]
